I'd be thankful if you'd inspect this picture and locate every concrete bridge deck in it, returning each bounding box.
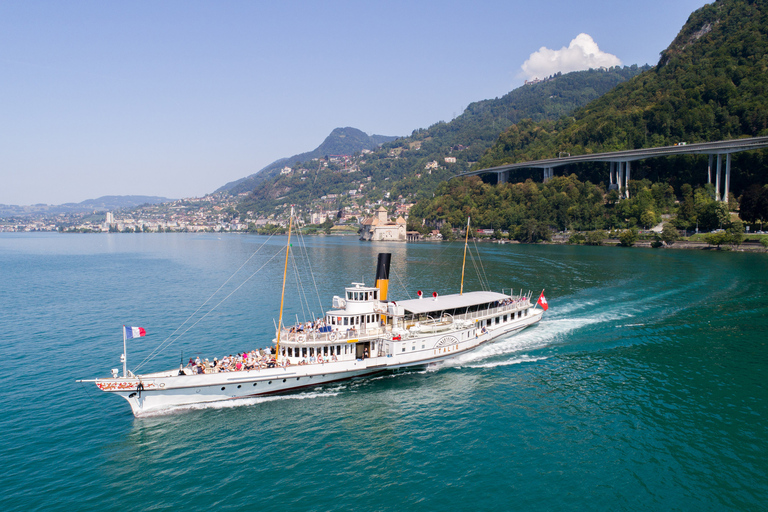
[458,136,768,201]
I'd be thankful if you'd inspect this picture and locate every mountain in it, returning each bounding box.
[218,127,397,194]
[477,0,768,193]
[0,195,173,217]
[235,66,647,216]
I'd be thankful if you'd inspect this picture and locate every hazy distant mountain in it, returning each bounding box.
[0,195,173,217]
[217,127,397,194]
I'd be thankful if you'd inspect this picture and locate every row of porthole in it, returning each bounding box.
[217,375,321,392]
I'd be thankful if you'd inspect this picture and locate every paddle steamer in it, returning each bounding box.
[82,215,546,416]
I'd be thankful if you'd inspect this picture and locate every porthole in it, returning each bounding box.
[221,387,225,391]
[253,383,257,386]
[296,377,300,381]
[237,385,241,389]
[283,379,286,382]
[268,381,272,384]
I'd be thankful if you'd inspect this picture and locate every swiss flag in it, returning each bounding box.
[537,291,549,311]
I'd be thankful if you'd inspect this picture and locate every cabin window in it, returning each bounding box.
[323,346,327,356]
[373,291,378,300]
[344,345,348,355]
[495,317,500,324]
[372,341,376,350]
[347,292,353,300]
[344,317,349,326]
[504,315,508,322]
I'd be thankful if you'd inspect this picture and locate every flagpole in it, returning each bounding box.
[532,289,544,312]
[460,217,470,295]
[122,325,127,378]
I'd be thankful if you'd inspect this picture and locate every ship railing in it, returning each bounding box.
[451,299,531,323]
[279,325,387,344]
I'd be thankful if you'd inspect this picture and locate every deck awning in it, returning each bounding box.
[393,291,508,315]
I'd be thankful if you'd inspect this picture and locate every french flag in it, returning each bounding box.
[124,326,147,339]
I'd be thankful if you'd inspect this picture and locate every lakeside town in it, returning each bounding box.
[0,187,420,237]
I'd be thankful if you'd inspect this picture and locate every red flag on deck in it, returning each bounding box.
[537,291,549,311]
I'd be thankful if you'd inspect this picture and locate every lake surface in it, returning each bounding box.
[1,233,766,512]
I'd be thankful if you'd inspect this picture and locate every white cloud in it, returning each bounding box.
[520,33,621,81]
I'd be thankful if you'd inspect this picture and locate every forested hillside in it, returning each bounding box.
[476,0,768,193]
[236,66,647,216]
[220,127,397,194]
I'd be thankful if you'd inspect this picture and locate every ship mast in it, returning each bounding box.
[275,206,294,364]
[460,216,470,295]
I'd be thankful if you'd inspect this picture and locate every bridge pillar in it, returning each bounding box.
[497,170,509,184]
[724,154,731,203]
[609,162,615,185]
[625,162,631,199]
[543,167,554,183]
[715,154,722,201]
[707,155,713,184]
[618,162,625,198]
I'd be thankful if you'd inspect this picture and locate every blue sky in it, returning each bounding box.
[1,0,707,206]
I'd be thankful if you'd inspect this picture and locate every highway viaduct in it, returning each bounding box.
[457,136,768,201]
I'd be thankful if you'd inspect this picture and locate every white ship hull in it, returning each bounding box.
[95,308,542,416]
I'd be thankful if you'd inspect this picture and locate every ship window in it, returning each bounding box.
[495,317,500,324]
[525,310,529,316]
[348,292,353,300]
[504,315,508,322]
[402,347,405,352]
[302,347,307,357]
[373,291,378,299]
[344,317,349,326]
[324,346,328,356]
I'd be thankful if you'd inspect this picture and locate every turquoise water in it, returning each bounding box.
[1,233,766,511]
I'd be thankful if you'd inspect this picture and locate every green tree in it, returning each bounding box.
[585,230,606,245]
[726,219,744,246]
[660,223,680,245]
[640,210,656,229]
[618,228,639,247]
[440,222,455,241]
[704,231,730,248]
